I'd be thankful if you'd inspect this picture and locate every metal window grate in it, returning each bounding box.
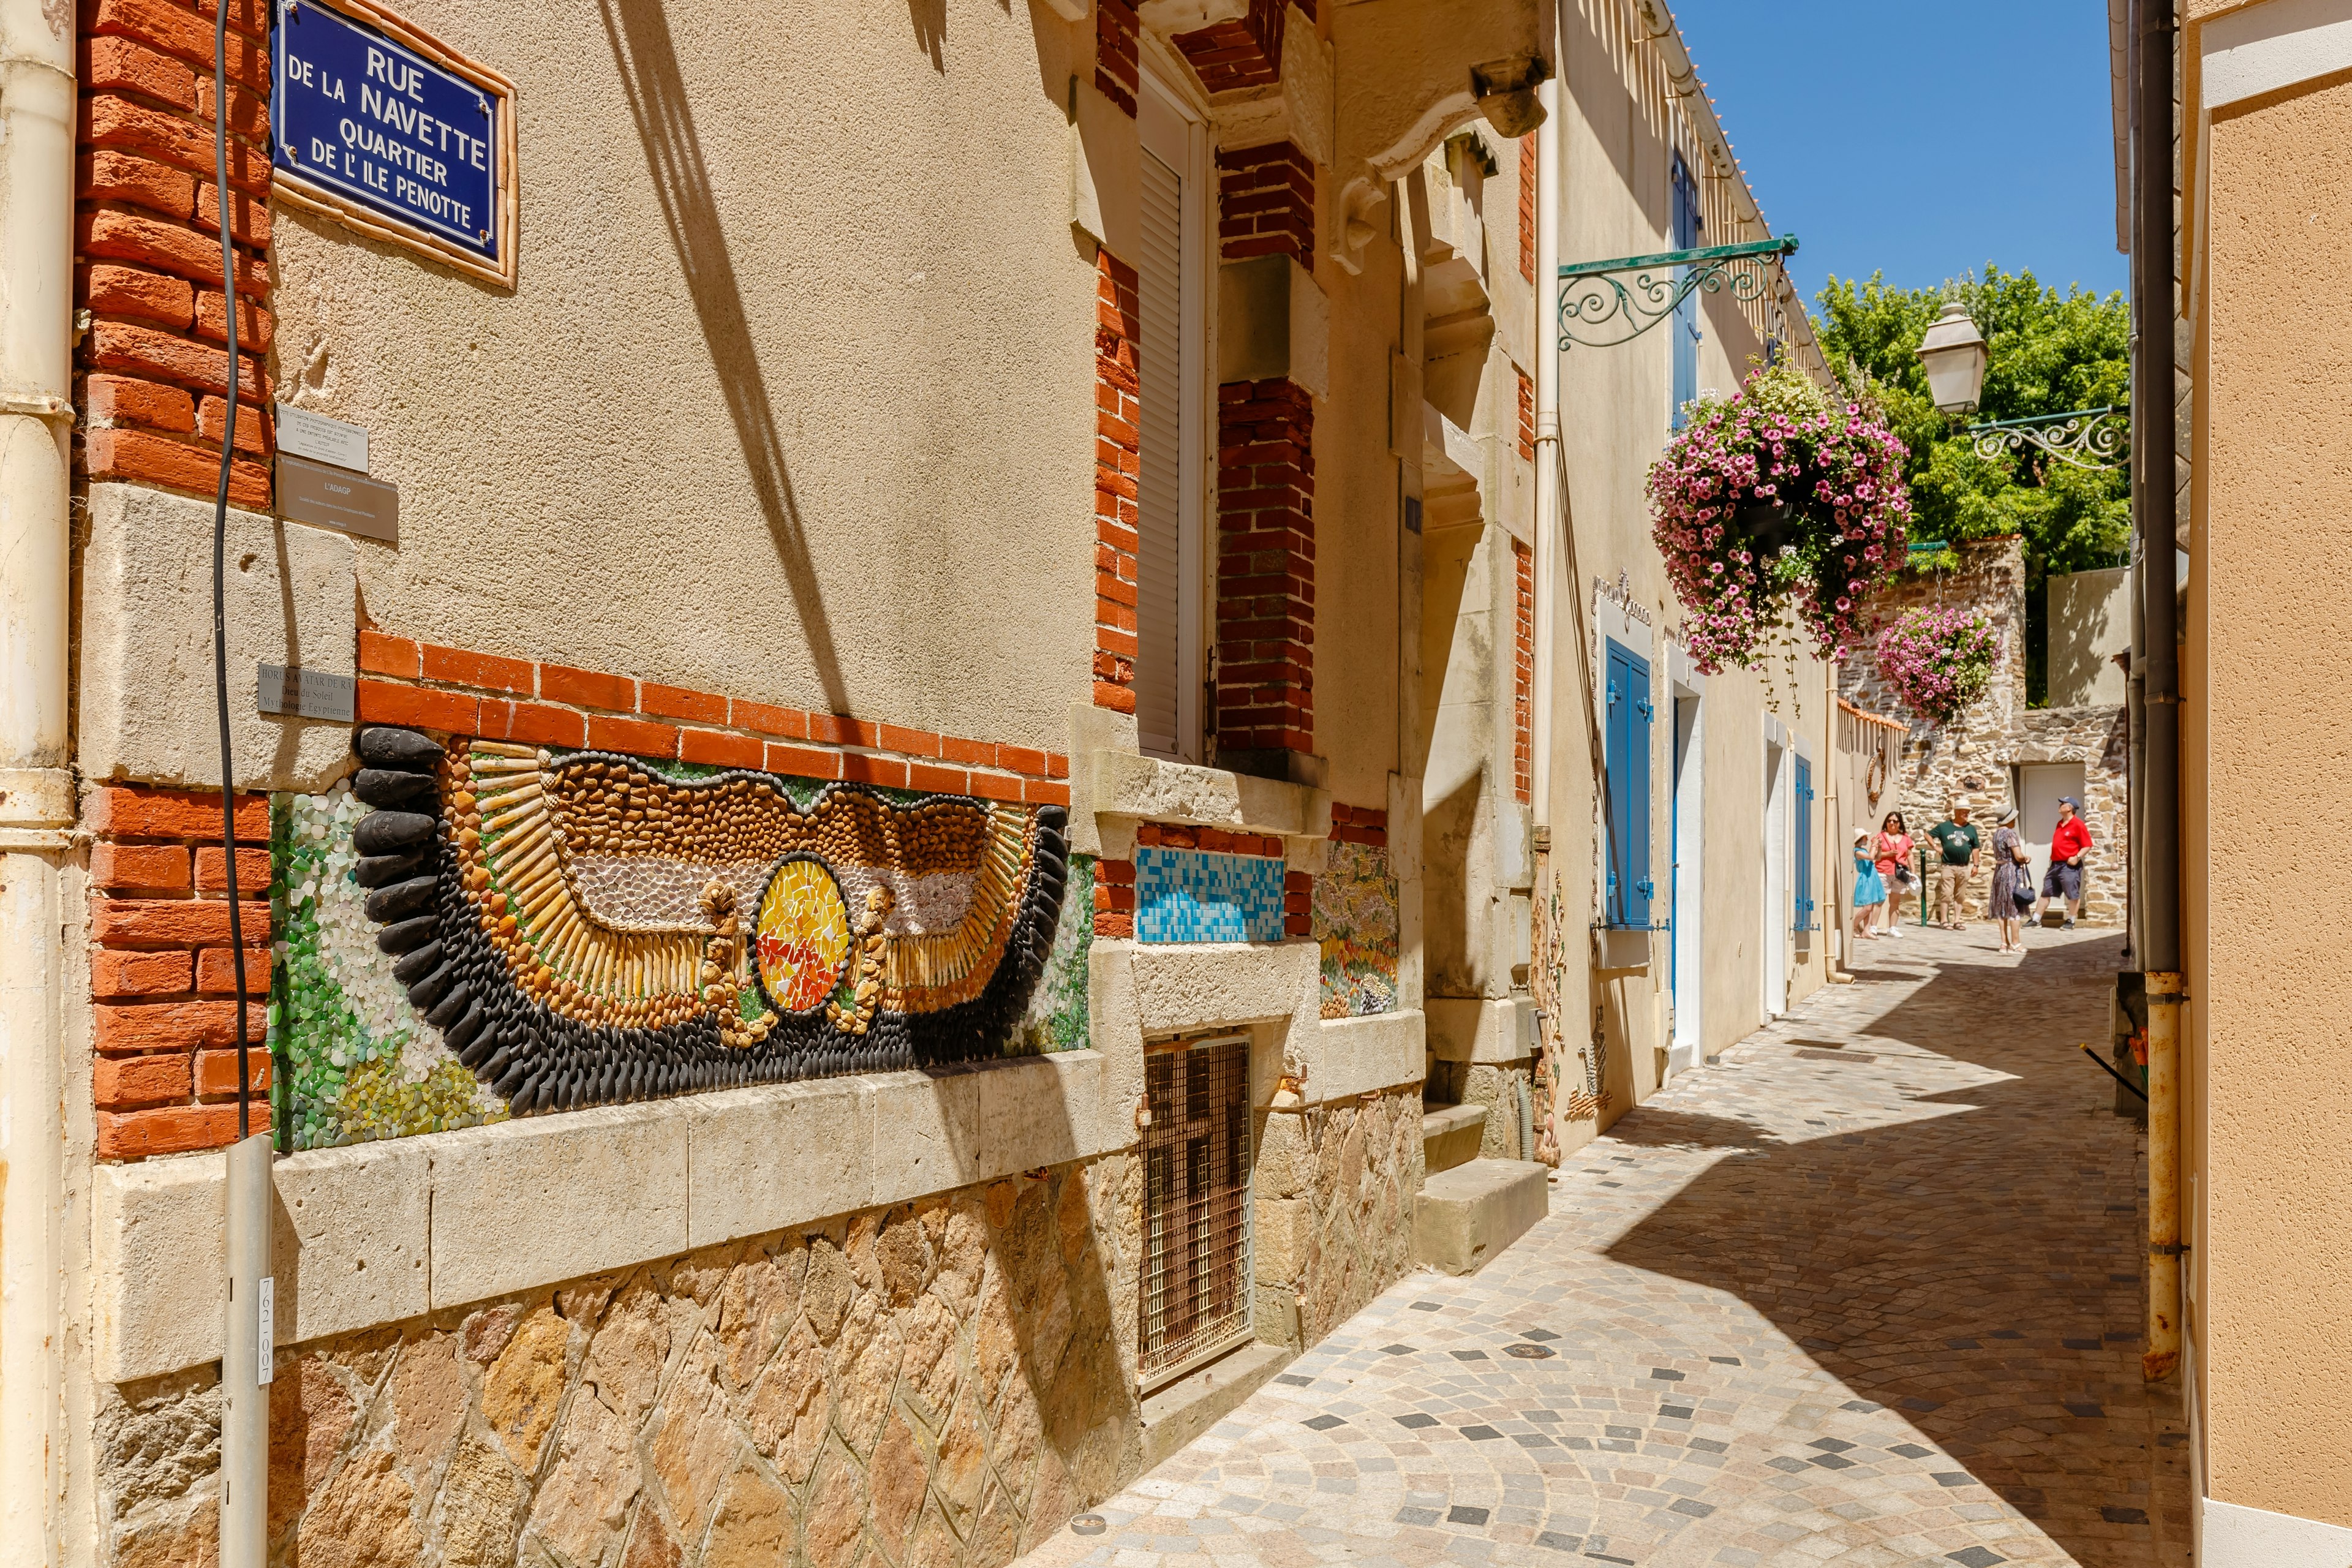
[1139,1035,1251,1381]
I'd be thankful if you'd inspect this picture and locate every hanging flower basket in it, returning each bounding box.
[1647,363,1912,672]
[1874,605,1999,727]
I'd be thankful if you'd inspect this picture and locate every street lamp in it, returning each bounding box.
[1912,301,2125,471]
[1915,300,1988,415]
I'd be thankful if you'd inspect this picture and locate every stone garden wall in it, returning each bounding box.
[100,1161,1142,1568]
[1839,538,2129,925]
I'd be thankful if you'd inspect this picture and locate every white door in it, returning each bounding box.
[1762,740,1787,1018]
[2018,763,2086,909]
[1669,691,1703,1072]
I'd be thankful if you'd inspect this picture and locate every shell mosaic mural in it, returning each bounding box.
[275,725,1074,1139]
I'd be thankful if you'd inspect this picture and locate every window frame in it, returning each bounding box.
[1135,69,1208,763]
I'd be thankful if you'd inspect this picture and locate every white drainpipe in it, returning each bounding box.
[0,0,81,1559]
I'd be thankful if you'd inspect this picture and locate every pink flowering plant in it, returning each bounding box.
[1648,363,1912,671]
[1874,605,1999,726]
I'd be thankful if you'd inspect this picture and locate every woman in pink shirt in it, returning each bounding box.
[1874,811,1915,936]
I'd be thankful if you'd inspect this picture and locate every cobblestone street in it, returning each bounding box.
[1021,927,2190,1568]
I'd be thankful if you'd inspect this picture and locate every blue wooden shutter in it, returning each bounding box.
[1793,754,1814,931]
[1670,154,1702,429]
[1604,640,1654,929]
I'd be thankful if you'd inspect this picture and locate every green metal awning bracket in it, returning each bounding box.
[1966,405,2125,470]
[1556,234,1800,351]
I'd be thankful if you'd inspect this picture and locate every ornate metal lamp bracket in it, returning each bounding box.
[1556,235,1800,351]
[1966,406,2126,470]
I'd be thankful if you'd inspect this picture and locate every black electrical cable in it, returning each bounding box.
[210,0,251,1141]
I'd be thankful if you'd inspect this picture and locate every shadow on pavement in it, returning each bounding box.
[1603,932,2188,1567]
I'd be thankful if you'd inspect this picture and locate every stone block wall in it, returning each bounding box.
[1254,1086,1422,1348]
[99,1161,1144,1568]
[1839,538,2130,925]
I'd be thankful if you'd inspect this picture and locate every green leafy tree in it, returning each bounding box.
[1811,266,2131,704]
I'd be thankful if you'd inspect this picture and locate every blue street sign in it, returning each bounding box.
[271,0,500,263]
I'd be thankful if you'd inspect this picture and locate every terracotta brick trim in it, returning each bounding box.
[1214,377,1314,758]
[1173,0,1286,96]
[1517,131,1537,284]
[1216,141,1314,266]
[1513,539,1534,805]
[1095,0,1139,116]
[76,0,277,510]
[354,633,1071,807]
[1134,821,1284,856]
[88,785,275,1161]
[1329,802,1388,846]
[1094,249,1143,715]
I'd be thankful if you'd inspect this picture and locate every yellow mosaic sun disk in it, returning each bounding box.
[754,858,853,1014]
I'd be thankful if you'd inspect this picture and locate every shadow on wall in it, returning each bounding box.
[599,0,850,717]
[1602,935,2187,1565]
[909,0,947,70]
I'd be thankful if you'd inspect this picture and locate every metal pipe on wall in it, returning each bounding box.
[0,0,80,1556]
[2132,0,2184,1385]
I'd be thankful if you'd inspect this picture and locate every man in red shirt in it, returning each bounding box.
[2034,796,2094,929]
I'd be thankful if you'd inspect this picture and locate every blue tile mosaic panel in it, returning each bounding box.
[1135,846,1288,944]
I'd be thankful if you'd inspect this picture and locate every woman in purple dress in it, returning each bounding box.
[1986,805,2030,953]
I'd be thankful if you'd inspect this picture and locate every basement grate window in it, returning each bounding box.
[1138,1035,1252,1382]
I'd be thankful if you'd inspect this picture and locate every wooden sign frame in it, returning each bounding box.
[271,0,519,288]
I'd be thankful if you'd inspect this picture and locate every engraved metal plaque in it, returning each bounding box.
[274,404,369,472]
[277,453,398,541]
[257,663,356,723]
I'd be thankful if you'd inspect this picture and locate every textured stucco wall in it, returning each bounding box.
[1538,0,1833,1163]
[269,0,1098,753]
[2047,565,2130,707]
[2192,60,2352,1532]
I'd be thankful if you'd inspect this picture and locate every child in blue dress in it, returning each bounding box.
[1852,829,1885,942]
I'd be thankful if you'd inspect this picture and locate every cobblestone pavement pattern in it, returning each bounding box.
[1018,927,2189,1568]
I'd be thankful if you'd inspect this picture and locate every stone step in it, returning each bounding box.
[1413,1158,1550,1276]
[1138,1340,1294,1468]
[1422,1100,1487,1175]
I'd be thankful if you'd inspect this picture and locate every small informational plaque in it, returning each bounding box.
[275,404,369,472]
[279,453,399,541]
[258,664,357,724]
[270,0,517,285]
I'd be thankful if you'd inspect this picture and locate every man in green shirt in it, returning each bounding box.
[1928,804,1981,930]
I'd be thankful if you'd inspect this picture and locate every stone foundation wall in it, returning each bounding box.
[1254,1087,1423,1348]
[98,1161,1142,1568]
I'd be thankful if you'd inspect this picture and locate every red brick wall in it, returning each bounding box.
[1329,801,1387,847]
[1518,132,1537,284]
[356,633,1071,805]
[78,0,275,508]
[89,786,274,1159]
[1216,141,1314,266]
[1515,367,1535,462]
[1095,0,1139,115]
[1214,379,1314,759]
[1095,251,1143,715]
[1172,0,1286,95]
[1513,540,1534,805]
[1093,857,1134,938]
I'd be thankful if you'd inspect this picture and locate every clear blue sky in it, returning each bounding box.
[1660,0,2129,310]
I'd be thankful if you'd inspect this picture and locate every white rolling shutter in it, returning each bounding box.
[1136,147,1185,758]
